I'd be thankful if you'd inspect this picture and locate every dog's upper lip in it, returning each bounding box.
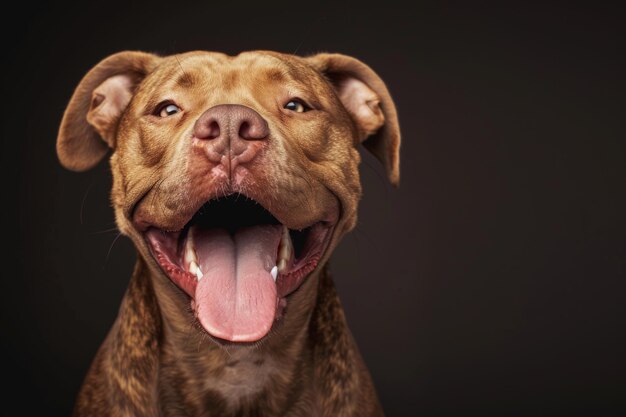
[132,191,340,234]
[132,215,152,233]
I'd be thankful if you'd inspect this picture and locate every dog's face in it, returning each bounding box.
[57,50,400,343]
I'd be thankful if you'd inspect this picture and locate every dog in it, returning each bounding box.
[57,50,400,417]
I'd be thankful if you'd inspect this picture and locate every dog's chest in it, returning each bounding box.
[159,352,284,415]
[203,355,278,401]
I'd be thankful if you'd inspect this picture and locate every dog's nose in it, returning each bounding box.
[194,104,269,142]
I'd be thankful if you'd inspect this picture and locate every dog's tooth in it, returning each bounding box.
[189,261,196,275]
[270,266,278,282]
[184,226,199,267]
[279,242,292,263]
[277,259,287,272]
[281,225,292,252]
[277,225,293,272]
[185,228,203,281]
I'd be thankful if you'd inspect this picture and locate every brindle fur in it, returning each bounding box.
[57,50,400,417]
[74,261,382,417]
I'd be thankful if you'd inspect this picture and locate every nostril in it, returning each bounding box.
[206,121,220,139]
[194,118,221,140]
[239,119,269,141]
[239,121,251,139]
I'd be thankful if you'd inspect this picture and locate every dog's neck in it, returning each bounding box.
[138,257,324,415]
[98,257,376,417]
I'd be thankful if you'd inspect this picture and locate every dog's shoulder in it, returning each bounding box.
[310,267,385,417]
[73,268,161,417]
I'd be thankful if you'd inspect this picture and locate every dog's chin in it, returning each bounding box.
[140,194,336,344]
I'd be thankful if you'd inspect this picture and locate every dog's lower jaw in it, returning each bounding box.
[73,257,384,417]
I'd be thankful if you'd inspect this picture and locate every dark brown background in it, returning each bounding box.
[2,1,625,416]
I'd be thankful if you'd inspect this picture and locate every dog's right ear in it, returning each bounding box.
[56,51,161,171]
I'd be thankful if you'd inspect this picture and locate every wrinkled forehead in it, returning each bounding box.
[138,51,326,100]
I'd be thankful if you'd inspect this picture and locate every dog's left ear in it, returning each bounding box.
[306,53,401,186]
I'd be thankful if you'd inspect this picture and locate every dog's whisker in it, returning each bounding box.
[196,333,204,354]
[361,150,392,198]
[349,230,363,266]
[104,232,123,265]
[79,180,96,225]
[298,174,318,213]
[174,55,191,84]
[90,227,120,235]
[148,177,168,221]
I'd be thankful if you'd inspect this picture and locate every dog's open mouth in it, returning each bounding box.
[143,194,335,342]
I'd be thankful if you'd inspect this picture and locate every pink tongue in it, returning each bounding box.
[193,225,281,342]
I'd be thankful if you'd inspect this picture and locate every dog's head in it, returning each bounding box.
[57,51,400,343]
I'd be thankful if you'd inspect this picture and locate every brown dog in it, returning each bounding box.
[57,50,400,417]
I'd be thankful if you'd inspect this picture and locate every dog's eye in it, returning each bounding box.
[158,103,181,117]
[284,99,309,113]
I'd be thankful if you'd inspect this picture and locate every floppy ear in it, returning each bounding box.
[56,51,160,171]
[306,53,401,186]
